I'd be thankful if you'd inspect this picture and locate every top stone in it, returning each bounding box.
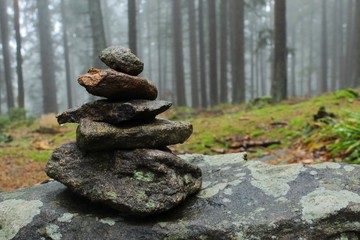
[99,46,144,76]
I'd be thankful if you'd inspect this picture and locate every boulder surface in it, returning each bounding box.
[45,143,202,217]
[56,99,171,125]
[2,153,360,239]
[99,45,144,75]
[76,118,193,151]
[77,68,157,100]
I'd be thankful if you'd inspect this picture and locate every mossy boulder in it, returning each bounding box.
[45,142,202,217]
[3,153,360,239]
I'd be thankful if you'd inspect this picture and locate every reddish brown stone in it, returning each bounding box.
[77,68,158,100]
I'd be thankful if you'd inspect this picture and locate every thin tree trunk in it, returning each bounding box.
[157,0,163,98]
[320,0,328,93]
[0,0,15,109]
[354,0,360,86]
[146,1,152,80]
[291,28,296,97]
[343,0,354,88]
[128,0,137,54]
[171,0,186,106]
[271,0,287,102]
[219,0,228,103]
[208,0,218,106]
[88,0,107,68]
[198,0,207,108]
[188,0,199,107]
[13,0,24,108]
[101,1,112,46]
[331,0,339,91]
[300,20,305,96]
[36,0,58,113]
[61,0,73,108]
[231,0,245,103]
[260,49,266,97]
[308,8,314,96]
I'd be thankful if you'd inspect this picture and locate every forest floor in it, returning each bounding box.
[0,88,359,191]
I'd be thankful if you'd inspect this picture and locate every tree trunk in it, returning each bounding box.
[300,20,305,96]
[61,0,73,108]
[271,0,287,102]
[290,28,296,97]
[330,0,339,91]
[188,0,199,108]
[36,0,58,114]
[88,0,107,68]
[128,0,137,54]
[319,0,328,93]
[308,8,314,96]
[13,0,24,109]
[171,0,186,106]
[157,0,163,98]
[231,0,245,103]
[208,0,218,106]
[198,0,207,108]
[219,0,228,103]
[145,0,153,80]
[344,0,355,88]
[354,0,360,86]
[0,0,15,110]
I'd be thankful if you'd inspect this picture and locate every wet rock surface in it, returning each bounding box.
[3,153,360,239]
[56,99,171,125]
[76,118,193,151]
[99,45,144,76]
[77,68,157,100]
[45,142,202,217]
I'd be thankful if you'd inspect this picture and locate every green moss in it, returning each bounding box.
[136,191,147,201]
[134,171,155,182]
[145,201,155,209]
[105,191,117,200]
[335,88,359,99]
[25,150,52,162]
[183,174,191,185]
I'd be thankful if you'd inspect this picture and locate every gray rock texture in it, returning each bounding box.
[56,99,171,125]
[2,153,360,239]
[99,46,144,75]
[76,118,193,151]
[45,143,202,217]
[77,68,157,100]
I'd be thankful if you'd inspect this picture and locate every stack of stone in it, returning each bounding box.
[45,46,202,217]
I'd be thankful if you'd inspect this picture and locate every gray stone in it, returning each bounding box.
[76,118,193,151]
[45,142,202,217]
[77,68,157,100]
[99,46,144,75]
[56,100,172,125]
[3,153,360,239]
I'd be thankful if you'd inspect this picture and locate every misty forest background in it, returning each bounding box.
[0,0,360,116]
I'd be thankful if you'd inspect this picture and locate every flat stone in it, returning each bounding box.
[56,100,172,125]
[4,153,360,239]
[99,46,144,75]
[45,142,202,217]
[77,68,157,100]
[76,118,193,151]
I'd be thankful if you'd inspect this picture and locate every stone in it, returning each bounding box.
[76,118,193,151]
[99,46,144,76]
[77,68,157,100]
[45,142,202,217]
[3,153,360,239]
[56,100,172,125]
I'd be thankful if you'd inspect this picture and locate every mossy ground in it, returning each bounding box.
[0,89,359,191]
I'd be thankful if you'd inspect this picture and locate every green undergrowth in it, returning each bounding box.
[170,88,360,160]
[0,88,359,163]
